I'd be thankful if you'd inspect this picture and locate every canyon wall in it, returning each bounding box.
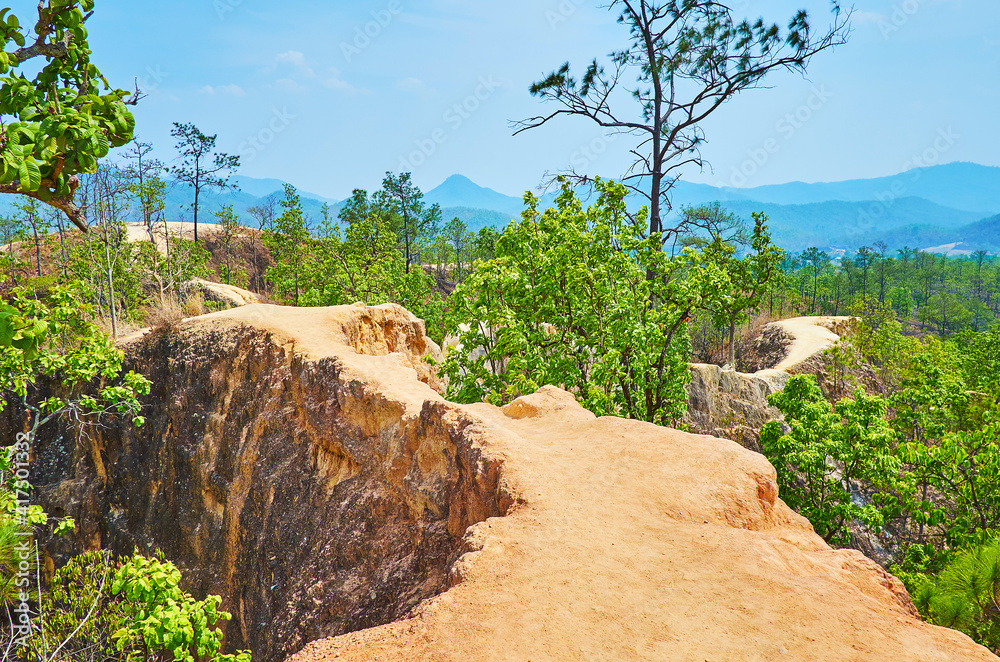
[6,306,993,662]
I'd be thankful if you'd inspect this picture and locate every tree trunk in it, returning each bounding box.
[102,212,118,339]
[193,184,200,243]
[727,322,736,366]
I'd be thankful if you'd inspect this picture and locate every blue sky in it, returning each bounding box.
[74,0,1000,200]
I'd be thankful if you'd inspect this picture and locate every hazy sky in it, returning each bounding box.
[80,0,998,200]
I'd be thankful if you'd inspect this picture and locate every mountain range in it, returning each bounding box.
[8,162,999,254]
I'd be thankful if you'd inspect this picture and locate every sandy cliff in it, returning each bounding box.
[15,306,994,662]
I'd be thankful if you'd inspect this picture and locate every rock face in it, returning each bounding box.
[13,307,995,662]
[181,278,262,309]
[24,304,476,662]
[684,316,854,451]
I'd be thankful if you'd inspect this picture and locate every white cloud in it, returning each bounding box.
[265,50,315,78]
[274,78,309,94]
[396,77,434,97]
[201,84,246,96]
[323,66,368,95]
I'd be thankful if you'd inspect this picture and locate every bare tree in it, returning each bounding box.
[513,0,851,243]
[13,198,45,278]
[125,139,167,243]
[247,194,279,293]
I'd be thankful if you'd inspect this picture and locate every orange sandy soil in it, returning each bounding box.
[192,304,994,662]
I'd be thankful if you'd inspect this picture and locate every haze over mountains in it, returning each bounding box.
[25,161,995,254]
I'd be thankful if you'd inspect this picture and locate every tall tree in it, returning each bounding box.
[247,193,278,292]
[382,172,440,273]
[0,2,137,231]
[802,246,829,314]
[13,198,44,278]
[874,240,889,303]
[443,217,470,283]
[708,213,784,365]
[263,184,309,305]
[514,0,850,242]
[125,139,166,243]
[168,123,239,243]
[214,205,241,285]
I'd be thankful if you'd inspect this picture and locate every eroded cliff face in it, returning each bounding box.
[22,304,511,662]
[683,316,859,451]
[10,306,996,662]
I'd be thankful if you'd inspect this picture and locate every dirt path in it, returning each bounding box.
[770,316,851,371]
[196,305,993,662]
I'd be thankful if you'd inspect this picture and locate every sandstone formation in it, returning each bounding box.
[180,277,263,309]
[13,307,994,662]
[684,316,852,451]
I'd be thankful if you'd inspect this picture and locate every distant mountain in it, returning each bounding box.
[716,197,983,252]
[439,206,513,233]
[161,178,343,228]
[710,162,1000,215]
[426,175,525,219]
[415,165,1000,253]
[3,163,996,254]
[951,214,1000,251]
[228,175,338,205]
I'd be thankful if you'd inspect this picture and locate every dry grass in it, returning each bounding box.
[182,292,207,317]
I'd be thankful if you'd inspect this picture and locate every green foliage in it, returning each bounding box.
[849,296,919,385]
[110,551,250,662]
[899,417,1000,549]
[705,212,784,364]
[0,1,136,228]
[300,187,446,341]
[915,538,1000,652]
[263,184,309,305]
[761,374,899,545]
[0,283,150,425]
[381,171,440,273]
[444,178,727,425]
[168,123,239,241]
[28,549,251,662]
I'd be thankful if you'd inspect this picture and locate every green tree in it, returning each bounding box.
[443,217,471,282]
[801,247,829,314]
[214,204,241,285]
[707,213,784,365]
[760,374,899,545]
[915,537,1000,652]
[0,1,136,230]
[444,178,727,425]
[382,171,440,273]
[125,139,167,242]
[27,549,251,662]
[264,184,309,305]
[168,123,240,243]
[514,0,849,241]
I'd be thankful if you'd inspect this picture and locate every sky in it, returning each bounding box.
[65,0,1000,200]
